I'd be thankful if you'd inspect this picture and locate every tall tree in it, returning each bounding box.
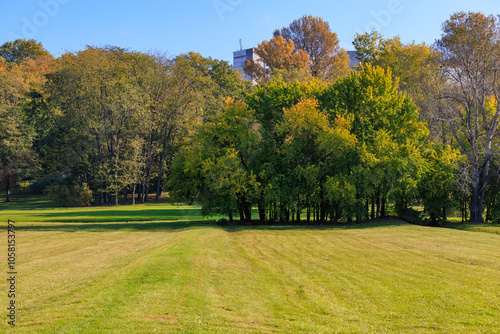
[243,36,311,83]
[320,65,428,217]
[352,30,383,64]
[274,15,350,81]
[0,39,52,64]
[434,12,500,223]
[46,47,149,205]
[353,32,444,142]
[169,100,260,221]
[0,55,43,201]
[148,53,248,202]
[0,104,36,202]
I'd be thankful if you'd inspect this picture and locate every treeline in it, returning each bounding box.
[169,67,460,224]
[0,42,250,206]
[1,12,500,224]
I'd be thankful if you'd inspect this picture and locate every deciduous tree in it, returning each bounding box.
[434,11,500,223]
[243,36,311,83]
[274,15,350,81]
[0,39,52,64]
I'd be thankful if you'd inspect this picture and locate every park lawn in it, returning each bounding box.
[444,223,500,235]
[0,200,499,333]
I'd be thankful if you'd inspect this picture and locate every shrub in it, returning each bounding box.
[30,173,71,194]
[44,183,93,207]
[397,207,424,225]
[18,181,32,197]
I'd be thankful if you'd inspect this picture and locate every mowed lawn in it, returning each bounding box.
[0,199,499,333]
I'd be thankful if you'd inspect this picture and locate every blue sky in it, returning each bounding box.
[1,0,500,64]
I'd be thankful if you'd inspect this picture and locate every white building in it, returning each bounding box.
[233,48,266,83]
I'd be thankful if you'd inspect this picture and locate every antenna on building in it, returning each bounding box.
[239,39,243,51]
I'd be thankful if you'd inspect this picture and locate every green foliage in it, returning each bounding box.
[0,39,52,64]
[436,12,500,223]
[1,17,485,223]
[322,64,428,145]
[353,30,383,64]
[353,31,442,142]
[485,175,500,223]
[397,207,424,225]
[418,144,462,222]
[0,97,38,201]
[320,65,429,218]
[45,47,148,204]
[171,64,438,223]
[246,79,327,134]
[169,100,259,220]
[44,182,93,207]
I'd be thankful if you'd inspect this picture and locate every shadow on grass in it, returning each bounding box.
[9,217,409,233]
[35,208,205,223]
[15,220,218,232]
[0,194,57,209]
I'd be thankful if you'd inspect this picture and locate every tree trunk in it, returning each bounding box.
[156,129,171,201]
[244,204,252,222]
[376,195,381,218]
[139,183,144,203]
[320,202,326,222]
[470,161,488,223]
[239,206,245,222]
[381,197,386,218]
[462,199,468,223]
[470,187,485,223]
[5,178,10,203]
[156,155,166,202]
[99,184,104,206]
[97,136,104,206]
[132,184,136,205]
[486,193,496,222]
[124,187,128,205]
[258,201,266,222]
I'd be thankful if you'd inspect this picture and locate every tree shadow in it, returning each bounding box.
[35,208,205,223]
[10,217,409,233]
[15,220,217,232]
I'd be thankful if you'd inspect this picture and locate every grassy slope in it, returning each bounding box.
[0,198,499,333]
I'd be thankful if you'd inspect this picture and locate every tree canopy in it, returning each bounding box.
[434,11,500,223]
[273,15,351,81]
[0,39,52,64]
[3,12,500,225]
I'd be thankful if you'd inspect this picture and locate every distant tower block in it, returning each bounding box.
[233,46,266,84]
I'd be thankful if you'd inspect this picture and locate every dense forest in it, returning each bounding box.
[1,12,500,224]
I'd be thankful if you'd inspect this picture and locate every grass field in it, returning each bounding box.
[0,196,499,333]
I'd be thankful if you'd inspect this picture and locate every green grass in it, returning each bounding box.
[0,196,500,333]
[444,222,500,235]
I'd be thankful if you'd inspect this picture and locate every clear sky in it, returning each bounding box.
[1,0,500,64]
